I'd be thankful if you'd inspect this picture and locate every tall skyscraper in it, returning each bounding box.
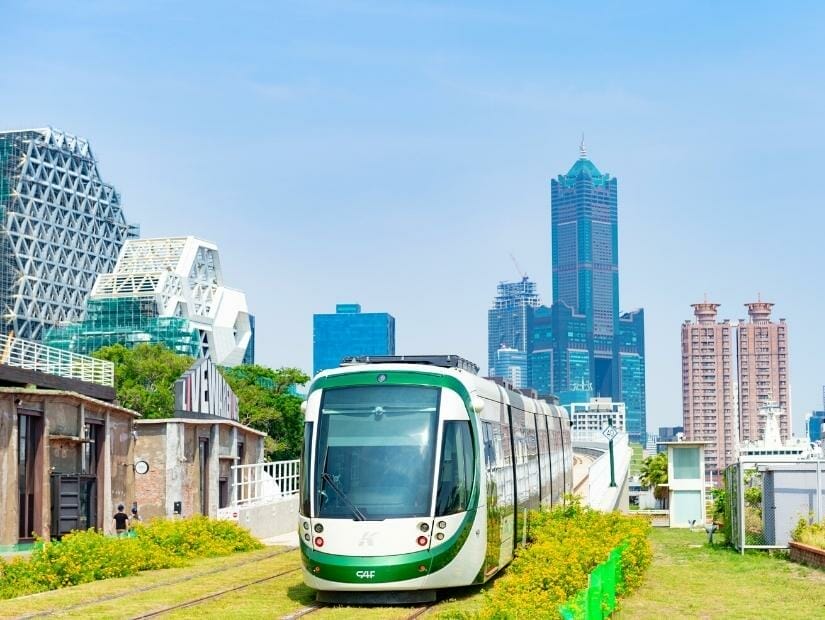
[487,276,540,378]
[681,302,736,478]
[0,128,137,339]
[737,300,789,442]
[313,304,395,375]
[534,143,646,440]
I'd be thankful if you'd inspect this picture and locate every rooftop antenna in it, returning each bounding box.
[508,252,526,280]
[579,133,587,159]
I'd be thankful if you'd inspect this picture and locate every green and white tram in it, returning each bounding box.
[298,355,573,603]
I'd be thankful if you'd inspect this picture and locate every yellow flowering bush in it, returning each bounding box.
[792,517,825,550]
[478,499,652,619]
[0,516,262,600]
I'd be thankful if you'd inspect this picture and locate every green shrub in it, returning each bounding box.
[0,517,263,600]
[478,500,652,619]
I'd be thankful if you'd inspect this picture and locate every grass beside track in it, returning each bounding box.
[0,548,298,619]
[617,528,825,619]
[4,529,824,619]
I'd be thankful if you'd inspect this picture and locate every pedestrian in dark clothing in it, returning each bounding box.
[113,504,129,537]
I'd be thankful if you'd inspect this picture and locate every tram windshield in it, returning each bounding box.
[315,385,440,520]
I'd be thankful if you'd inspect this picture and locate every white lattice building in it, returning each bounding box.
[0,128,137,340]
[48,237,253,367]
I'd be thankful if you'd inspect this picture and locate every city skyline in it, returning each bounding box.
[4,3,825,435]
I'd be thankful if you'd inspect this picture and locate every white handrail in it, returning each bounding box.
[232,460,300,506]
[0,333,114,387]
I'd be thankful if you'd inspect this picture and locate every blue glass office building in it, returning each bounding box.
[530,146,646,441]
[313,304,395,375]
[808,411,825,442]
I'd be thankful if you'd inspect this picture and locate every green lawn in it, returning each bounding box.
[617,528,825,619]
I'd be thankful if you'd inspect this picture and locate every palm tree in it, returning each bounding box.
[640,452,669,509]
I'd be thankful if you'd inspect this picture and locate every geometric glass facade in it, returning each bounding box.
[539,144,646,441]
[44,297,200,357]
[0,128,137,340]
[312,304,395,375]
[45,237,253,366]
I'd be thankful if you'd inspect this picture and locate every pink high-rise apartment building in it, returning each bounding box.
[681,302,736,478]
[737,301,790,443]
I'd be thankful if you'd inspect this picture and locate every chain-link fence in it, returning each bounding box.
[725,459,825,553]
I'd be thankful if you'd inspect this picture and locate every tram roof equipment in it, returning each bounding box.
[339,354,480,375]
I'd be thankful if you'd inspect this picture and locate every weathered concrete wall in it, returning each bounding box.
[109,414,133,515]
[45,402,80,477]
[238,495,299,539]
[135,425,168,521]
[0,396,17,545]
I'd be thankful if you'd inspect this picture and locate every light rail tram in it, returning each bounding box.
[298,355,573,603]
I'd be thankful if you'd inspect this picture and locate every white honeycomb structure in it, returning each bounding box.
[91,236,252,366]
[0,128,136,339]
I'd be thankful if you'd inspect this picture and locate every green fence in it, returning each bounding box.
[559,542,628,619]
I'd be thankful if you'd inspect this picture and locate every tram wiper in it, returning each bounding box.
[321,472,367,521]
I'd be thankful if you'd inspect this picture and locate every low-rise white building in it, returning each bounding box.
[568,397,626,433]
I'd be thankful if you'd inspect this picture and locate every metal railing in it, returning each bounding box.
[232,460,300,506]
[0,332,114,387]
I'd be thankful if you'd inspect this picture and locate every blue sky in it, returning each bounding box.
[2,1,824,434]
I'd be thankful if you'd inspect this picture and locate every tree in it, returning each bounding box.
[221,364,310,460]
[93,343,194,418]
[640,451,669,508]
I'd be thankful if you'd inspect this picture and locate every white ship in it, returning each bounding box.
[738,401,822,461]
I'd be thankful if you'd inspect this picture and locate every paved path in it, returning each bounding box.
[572,453,594,499]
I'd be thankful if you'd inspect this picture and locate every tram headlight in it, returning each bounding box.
[437,520,447,529]
[418,522,429,532]
[304,533,310,542]
[435,532,445,541]
[302,522,309,530]
[416,535,428,546]
[314,523,324,533]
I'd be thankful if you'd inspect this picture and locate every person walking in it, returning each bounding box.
[113,504,129,537]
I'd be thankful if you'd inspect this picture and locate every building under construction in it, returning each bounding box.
[46,237,254,366]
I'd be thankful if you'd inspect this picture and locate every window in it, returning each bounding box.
[299,422,313,516]
[436,421,475,516]
[315,385,439,520]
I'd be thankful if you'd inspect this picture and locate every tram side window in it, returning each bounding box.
[436,421,475,516]
[300,422,313,516]
[482,421,495,470]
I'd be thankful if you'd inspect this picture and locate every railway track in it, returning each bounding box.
[130,565,303,619]
[18,548,296,619]
[280,601,433,619]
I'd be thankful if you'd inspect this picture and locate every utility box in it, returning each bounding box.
[659,441,708,528]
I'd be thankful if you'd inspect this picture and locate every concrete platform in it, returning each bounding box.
[262,530,299,548]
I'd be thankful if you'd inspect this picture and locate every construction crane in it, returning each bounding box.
[509,253,527,280]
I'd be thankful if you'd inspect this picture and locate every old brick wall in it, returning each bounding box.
[789,541,825,569]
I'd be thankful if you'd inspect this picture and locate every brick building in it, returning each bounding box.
[0,387,139,548]
[134,357,265,519]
